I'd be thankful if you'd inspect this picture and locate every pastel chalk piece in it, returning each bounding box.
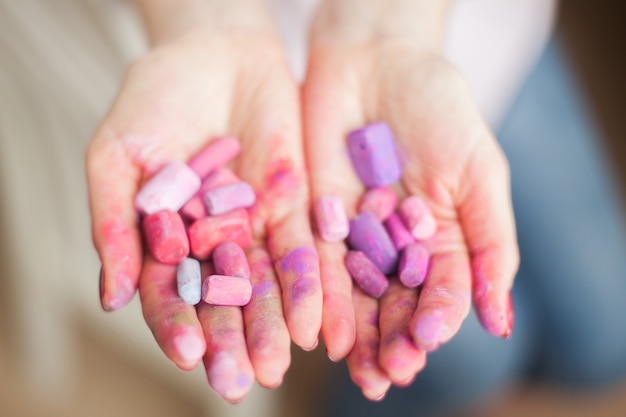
[399,195,437,240]
[187,136,241,179]
[384,212,416,251]
[398,242,430,288]
[203,181,256,215]
[187,208,253,259]
[135,161,201,215]
[201,275,252,306]
[180,168,240,221]
[212,241,250,280]
[347,211,398,275]
[358,186,398,221]
[345,250,389,298]
[347,121,401,187]
[142,210,190,265]
[177,257,202,305]
[314,195,350,242]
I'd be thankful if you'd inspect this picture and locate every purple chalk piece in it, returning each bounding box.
[347,122,401,188]
[347,212,398,275]
[345,250,389,298]
[398,243,430,288]
[384,212,416,251]
[203,181,256,215]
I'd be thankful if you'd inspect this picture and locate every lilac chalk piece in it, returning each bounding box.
[347,212,398,275]
[203,181,256,215]
[201,275,252,306]
[399,196,437,240]
[180,168,240,221]
[187,136,241,179]
[398,243,430,288]
[384,212,416,251]
[347,122,401,187]
[358,186,398,221]
[213,241,250,280]
[345,250,389,298]
[135,161,201,215]
[314,196,350,242]
[177,257,202,305]
[142,210,189,265]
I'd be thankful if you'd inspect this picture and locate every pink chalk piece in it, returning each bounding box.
[180,168,240,221]
[135,161,201,215]
[314,195,350,242]
[187,136,241,179]
[345,250,389,298]
[358,186,398,221]
[347,212,398,275]
[203,181,256,216]
[142,210,189,265]
[398,242,430,288]
[213,241,250,280]
[399,196,437,240]
[347,122,402,187]
[201,275,252,306]
[384,212,416,251]
[187,208,253,259]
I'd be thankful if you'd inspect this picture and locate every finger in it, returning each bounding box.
[87,128,142,311]
[197,300,255,403]
[346,288,392,401]
[378,280,426,385]
[303,74,365,360]
[409,225,472,352]
[243,248,291,388]
[458,136,518,337]
[138,257,206,370]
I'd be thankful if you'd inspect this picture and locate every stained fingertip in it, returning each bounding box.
[410,309,454,352]
[204,351,255,403]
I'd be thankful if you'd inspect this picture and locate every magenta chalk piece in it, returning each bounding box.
[177,257,202,305]
[180,168,240,221]
[135,161,201,215]
[345,250,389,298]
[187,208,253,259]
[347,122,401,187]
[398,243,430,288]
[347,212,398,275]
[142,210,189,265]
[314,196,350,242]
[358,186,398,221]
[399,196,437,240]
[201,275,252,306]
[187,136,241,179]
[384,212,416,251]
[213,241,250,280]
[203,181,256,216]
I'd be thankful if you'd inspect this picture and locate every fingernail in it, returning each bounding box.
[326,348,338,362]
[99,266,111,312]
[303,338,319,352]
[502,292,514,339]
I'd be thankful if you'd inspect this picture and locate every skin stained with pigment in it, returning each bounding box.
[280,247,319,305]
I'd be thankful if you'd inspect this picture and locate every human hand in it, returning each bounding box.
[303,0,518,399]
[86,0,321,402]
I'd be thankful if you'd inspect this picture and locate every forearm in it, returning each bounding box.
[133,0,276,46]
[311,0,450,50]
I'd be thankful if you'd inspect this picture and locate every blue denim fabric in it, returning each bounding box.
[322,38,626,417]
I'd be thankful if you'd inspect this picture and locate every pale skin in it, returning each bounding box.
[86,0,519,403]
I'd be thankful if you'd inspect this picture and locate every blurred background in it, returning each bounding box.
[0,0,624,416]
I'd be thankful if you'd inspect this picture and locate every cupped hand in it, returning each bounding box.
[86,6,321,402]
[303,9,518,400]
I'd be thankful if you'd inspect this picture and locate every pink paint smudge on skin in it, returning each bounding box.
[473,266,514,338]
[280,247,319,305]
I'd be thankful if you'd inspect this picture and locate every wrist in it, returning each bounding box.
[133,0,276,46]
[310,0,449,51]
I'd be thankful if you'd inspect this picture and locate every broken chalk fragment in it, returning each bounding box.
[347,211,398,275]
[142,210,189,265]
[347,121,401,188]
[345,250,389,298]
[203,181,256,216]
[314,195,350,242]
[135,161,201,215]
[358,186,398,221]
[177,257,202,305]
[399,195,437,240]
[201,275,252,306]
[187,136,241,179]
[212,241,250,280]
[398,242,430,288]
